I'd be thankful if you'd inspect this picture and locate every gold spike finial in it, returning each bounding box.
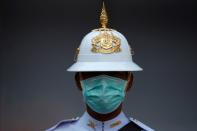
[100,2,108,28]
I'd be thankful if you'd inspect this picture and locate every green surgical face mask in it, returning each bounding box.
[80,75,127,114]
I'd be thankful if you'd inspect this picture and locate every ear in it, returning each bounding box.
[75,72,82,91]
[125,72,134,92]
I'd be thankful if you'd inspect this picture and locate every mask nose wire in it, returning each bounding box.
[100,76,106,96]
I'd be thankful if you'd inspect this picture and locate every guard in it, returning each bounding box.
[46,2,155,131]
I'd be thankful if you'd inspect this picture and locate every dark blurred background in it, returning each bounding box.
[1,0,197,131]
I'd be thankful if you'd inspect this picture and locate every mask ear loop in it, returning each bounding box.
[127,71,132,85]
[122,72,131,105]
[128,72,132,80]
[79,72,84,90]
[79,73,87,104]
[125,72,132,93]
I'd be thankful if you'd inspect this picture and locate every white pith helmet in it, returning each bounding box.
[67,2,142,72]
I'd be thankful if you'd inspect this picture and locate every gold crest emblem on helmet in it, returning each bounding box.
[91,31,121,54]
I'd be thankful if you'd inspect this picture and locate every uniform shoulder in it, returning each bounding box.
[45,117,79,131]
[129,117,155,131]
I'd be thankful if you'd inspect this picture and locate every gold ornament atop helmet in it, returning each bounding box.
[91,2,121,54]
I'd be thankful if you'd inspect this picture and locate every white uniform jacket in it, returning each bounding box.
[46,112,154,131]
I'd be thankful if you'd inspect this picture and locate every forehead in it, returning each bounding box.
[79,72,129,80]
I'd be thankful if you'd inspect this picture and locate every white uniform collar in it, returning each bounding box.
[76,111,130,131]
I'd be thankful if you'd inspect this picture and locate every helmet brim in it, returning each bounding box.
[67,61,143,72]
